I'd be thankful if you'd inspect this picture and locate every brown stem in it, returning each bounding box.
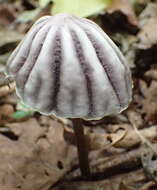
[72,118,90,178]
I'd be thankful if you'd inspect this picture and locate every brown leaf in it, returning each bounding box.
[119,181,136,190]
[140,181,157,190]
[0,3,17,25]
[138,17,157,49]
[0,82,15,97]
[101,0,139,34]
[141,80,157,123]
[137,3,157,49]
[127,110,143,129]
[141,147,157,180]
[0,104,14,123]
[75,124,157,150]
[145,66,157,80]
[0,117,77,189]
[107,0,138,27]
[0,28,23,55]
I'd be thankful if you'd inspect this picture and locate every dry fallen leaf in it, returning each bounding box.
[118,181,136,190]
[101,0,139,34]
[0,104,14,123]
[0,3,17,25]
[138,3,157,28]
[0,117,77,190]
[127,110,143,128]
[0,82,15,97]
[141,146,157,181]
[1,0,157,189]
[137,16,157,49]
[140,80,157,123]
[145,66,157,80]
[0,28,23,55]
[107,0,138,27]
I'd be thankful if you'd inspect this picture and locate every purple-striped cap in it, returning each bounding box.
[6,13,132,120]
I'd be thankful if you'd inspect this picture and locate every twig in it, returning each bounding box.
[130,119,157,155]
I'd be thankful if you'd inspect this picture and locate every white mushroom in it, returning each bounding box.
[6,13,132,120]
[6,13,132,178]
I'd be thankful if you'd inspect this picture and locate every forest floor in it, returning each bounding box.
[0,0,157,190]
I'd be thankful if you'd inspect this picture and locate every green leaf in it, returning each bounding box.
[12,110,34,119]
[52,0,111,17]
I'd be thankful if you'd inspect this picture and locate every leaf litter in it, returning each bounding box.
[1,0,157,190]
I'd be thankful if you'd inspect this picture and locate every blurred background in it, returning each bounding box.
[1,0,157,190]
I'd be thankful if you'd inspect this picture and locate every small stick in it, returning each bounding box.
[72,118,90,178]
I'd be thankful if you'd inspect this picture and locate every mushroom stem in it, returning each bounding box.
[72,118,90,178]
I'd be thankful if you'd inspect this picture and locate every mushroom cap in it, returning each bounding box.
[6,13,132,120]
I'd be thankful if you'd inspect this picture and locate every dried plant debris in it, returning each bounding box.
[1,0,157,190]
[137,17,157,49]
[145,65,157,81]
[0,104,14,123]
[84,124,157,150]
[100,0,139,34]
[0,82,15,97]
[137,3,157,49]
[134,44,157,78]
[0,28,23,55]
[134,3,157,78]
[141,80,157,124]
[141,146,157,181]
[0,118,77,190]
[52,169,156,190]
[0,2,17,25]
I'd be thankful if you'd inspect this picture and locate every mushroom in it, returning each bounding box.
[6,13,132,178]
